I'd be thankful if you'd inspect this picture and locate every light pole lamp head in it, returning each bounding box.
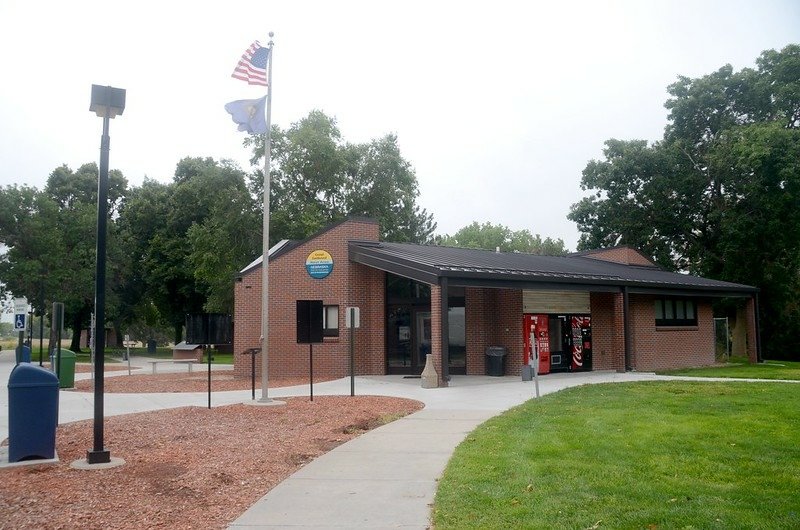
[90,85,126,118]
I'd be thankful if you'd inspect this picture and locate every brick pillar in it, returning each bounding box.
[430,285,447,387]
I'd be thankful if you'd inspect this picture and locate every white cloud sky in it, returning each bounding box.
[0,0,797,250]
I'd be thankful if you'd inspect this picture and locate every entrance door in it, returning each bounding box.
[387,306,412,370]
[387,306,431,374]
[415,311,432,368]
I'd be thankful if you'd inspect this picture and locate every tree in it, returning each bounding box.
[0,164,128,351]
[568,44,800,359]
[119,158,260,342]
[244,110,436,244]
[436,221,567,255]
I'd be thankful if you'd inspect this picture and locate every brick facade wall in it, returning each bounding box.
[581,246,656,266]
[464,287,522,376]
[589,292,626,371]
[233,219,381,379]
[234,220,746,380]
[628,294,715,371]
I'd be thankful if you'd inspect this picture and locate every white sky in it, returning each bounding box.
[0,0,798,251]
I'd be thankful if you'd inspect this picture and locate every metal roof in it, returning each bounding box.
[349,241,757,297]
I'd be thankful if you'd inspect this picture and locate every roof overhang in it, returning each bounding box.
[349,242,758,298]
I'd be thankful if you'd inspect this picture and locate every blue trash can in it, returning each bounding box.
[7,363,59,462]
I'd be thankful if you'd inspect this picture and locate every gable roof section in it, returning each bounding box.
[570,245,658,267]
[349,241,757,297]
[239,217,379,277]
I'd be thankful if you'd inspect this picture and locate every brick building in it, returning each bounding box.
[233,218,759,387]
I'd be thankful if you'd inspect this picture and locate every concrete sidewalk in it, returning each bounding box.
[0,350,233,441]
[228,371,666,529]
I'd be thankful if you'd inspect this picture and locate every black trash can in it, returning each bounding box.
[147,339,157,353]
[7,363,60,462]
[485,346,508,376]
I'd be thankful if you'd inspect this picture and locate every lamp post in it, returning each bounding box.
[86,85,125,466]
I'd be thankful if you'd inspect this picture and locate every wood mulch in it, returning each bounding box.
[1,395,423,529]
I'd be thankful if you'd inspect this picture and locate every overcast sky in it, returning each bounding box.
[1,0,798,251]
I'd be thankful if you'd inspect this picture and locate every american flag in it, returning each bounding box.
[232,41,269,86]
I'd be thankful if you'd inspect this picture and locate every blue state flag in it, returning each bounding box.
[224,96,268,134]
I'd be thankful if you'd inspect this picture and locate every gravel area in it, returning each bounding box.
[1,395,423,529]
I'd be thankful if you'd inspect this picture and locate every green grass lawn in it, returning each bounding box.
[433,381,800,529]
[660,357,800,380]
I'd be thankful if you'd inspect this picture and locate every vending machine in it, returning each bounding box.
[523,314,550,375]
[570,315,592,371]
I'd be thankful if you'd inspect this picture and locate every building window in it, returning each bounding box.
[655,298,697,326]
[323,305,339,337]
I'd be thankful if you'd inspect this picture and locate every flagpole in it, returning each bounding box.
[259,32,278,403]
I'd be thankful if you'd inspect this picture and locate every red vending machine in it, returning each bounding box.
[523,314,550,375]
[570,315,592,372]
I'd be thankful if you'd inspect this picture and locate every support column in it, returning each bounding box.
[430,285,447,387]
[440,277,450,383]
[746,295,761,363]
[623,287,632,371]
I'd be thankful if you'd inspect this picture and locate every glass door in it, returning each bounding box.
[387,306,412,370]
[415,311,432,367]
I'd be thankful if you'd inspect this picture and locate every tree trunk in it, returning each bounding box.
[174,323,183,345]
[113,320,124,348]
[69,307,85,352]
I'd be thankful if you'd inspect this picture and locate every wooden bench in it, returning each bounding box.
[147,359,198,374]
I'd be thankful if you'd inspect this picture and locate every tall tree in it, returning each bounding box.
[436,221,567,255]
[245,110,436,244]
[119,158,259,342]
[568,44,800,359]
[0,163,128,351]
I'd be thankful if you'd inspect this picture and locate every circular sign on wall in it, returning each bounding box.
[305,250,334,279]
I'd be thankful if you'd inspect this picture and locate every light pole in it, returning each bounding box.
[85,85,125,466]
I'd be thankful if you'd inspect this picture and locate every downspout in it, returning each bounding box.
[440,277,450,381]
[623,286,632,371]
[754,292,763,363]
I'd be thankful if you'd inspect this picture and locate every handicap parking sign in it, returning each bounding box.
[14,313,26,331]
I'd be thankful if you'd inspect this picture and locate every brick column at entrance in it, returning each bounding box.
[430,284,447,387]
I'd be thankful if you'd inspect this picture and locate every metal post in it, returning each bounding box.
[259,34,275,403]
[309,343,314,402]
[87,115,111,465]
[531,331,540,398]
[251,350,256,400]
[350,307,355,397]
[16,331,23,365]
[207,344,212,409]
[39,305,44,366]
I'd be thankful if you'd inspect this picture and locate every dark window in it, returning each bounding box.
[386,273,431,304]
[654,298,697,326]
[323,305,339,337]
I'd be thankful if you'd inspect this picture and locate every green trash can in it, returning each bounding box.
[54,349,77,388]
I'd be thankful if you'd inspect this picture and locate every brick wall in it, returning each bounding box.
[629,294,715,371]
[465,288,487,375]
[581,246,656,266]
[590,292,625,371]
[430,285,445,386]
[464,287,522,376]
[233,219,382,379]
